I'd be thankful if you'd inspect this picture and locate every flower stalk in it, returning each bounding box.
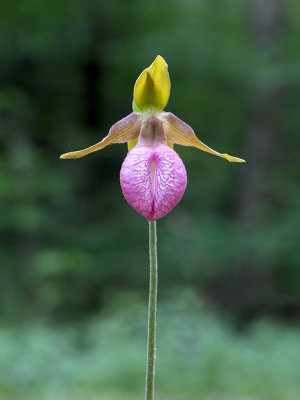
[145,220,158,400]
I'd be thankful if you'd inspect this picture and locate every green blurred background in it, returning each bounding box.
[1,0,299,399]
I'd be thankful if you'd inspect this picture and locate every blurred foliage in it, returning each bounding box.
[1,295,300,400]
[0,0,300,397]
[1,0,299,323]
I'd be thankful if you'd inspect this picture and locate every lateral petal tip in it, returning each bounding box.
[60,152,75,159]
[222,154,246,163]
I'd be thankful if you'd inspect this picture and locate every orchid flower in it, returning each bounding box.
[60,56,245,220]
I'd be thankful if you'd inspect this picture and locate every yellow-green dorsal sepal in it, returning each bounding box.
[133,55,171,112]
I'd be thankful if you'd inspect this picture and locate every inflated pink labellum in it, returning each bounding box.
[120,144,187,221]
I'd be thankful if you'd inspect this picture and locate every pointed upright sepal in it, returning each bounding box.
[161,113,246,163]
[133,56,171,112]
[60,113,142,159]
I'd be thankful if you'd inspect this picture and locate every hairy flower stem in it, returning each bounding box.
[145,220,158,400]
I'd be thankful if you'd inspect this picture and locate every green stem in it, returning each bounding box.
[145,220,158,400]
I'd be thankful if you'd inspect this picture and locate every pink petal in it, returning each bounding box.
[120,143,187,221]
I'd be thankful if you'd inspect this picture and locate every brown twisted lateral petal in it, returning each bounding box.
[161,112,245,163]
[60,113,142,159]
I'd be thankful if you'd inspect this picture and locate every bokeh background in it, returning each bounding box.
[1,0,300,399]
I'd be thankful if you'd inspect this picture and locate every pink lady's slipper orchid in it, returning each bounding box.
[60,56,245,220]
